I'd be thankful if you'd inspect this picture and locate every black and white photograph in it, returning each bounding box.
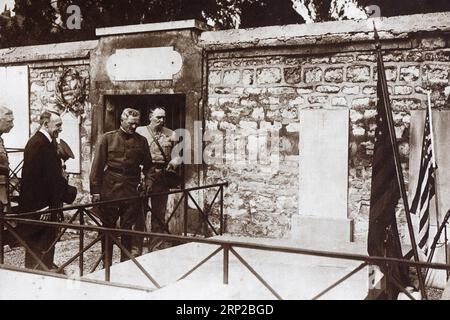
[1,0,450,302]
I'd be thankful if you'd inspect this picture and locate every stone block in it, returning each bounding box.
[330,55,354,63]
[352,124,366,137]
[391,98,422,110]
[350,109,363,123]
[267,86,296,95]
[209,70,222,85]
[352,97,371,109]
[373,66,398,82]
[212,60,232,68]
[297,87,314,94]
[240,58,265,67]
[357,54,376,62]
[342,86,359,95]
[404,51,424,62]
[362,86,376,95]
[245,87,266,94]
[324,67,344,83]
[288,96,306,106]
[214,87,232,94]
[309,56,330,64]
[332,97,347,106]
[232,87,245,95]
[308,96,328,104]
[256,67,282,84]
[291,215,354,243]
[251,107,265,121]
[30,82,45,92]
[434,50,450,62]
[347,65,370,82]
[394,85,413,95]
[284,67,302,84]
[304,67,323,83]
[46,80,56,92]
[316,85,340,93]
[400,65,420,82]
[242,69,254,85]
[420,37,447,49]
[383,53,403,62]
[422,64,450,84]
[223,69,241,85]
[218,97,238,106]
[211,110,225,121]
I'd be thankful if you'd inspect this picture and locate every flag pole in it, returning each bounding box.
[373,24,427,299]
[425,90,449,280]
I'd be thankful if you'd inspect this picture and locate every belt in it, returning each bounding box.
[107,166,140,177]
[153,162,166,169]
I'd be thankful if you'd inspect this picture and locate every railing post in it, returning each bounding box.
[223,244,229,285]
[79,209,84,276]
[220,186,224,235]
[105,232,111,282]
[0,204,4,264]
[183,191,188,236]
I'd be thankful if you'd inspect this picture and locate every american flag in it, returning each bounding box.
[410,108,436,257]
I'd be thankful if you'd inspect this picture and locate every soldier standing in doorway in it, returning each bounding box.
[136,107,182,251]
[90,108,153,264]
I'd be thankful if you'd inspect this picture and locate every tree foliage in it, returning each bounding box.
[1,0,450,48]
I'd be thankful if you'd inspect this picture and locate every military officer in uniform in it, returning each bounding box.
[136,107,181,250]
[90,108,153,263]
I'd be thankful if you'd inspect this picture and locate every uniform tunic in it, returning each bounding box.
[89,129,153,261]
[135,125,178,235]
[90,129,153,199]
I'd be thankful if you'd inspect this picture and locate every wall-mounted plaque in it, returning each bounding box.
[106,47,183,81]
[59,112,81,174]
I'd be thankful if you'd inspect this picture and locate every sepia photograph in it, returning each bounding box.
[1,0,450,303]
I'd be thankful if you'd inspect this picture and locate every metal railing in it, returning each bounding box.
[0,182,228,278]
[1,218,450,299]
[1,183,449,300]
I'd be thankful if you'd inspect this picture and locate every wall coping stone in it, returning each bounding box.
[96,19,211,37]
[0,40,98,65]
[200,12,450,49]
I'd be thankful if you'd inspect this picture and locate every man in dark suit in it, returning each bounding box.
[19,110,67,270]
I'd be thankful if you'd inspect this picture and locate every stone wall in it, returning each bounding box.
[28,61,92,204]
[0,41,97,205]
[203,31,450,241]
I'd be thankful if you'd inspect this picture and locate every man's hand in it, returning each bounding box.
[91,194,101,203]
[144,180,153,195]
[167,157,181,171]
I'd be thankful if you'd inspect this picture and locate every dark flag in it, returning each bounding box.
[410,107,435,257]
[367,37,410,295]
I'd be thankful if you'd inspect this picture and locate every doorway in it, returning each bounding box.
[103,94,186,133]
[103,94,189,235]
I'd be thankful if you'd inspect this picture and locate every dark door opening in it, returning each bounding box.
[104,94,185,133]
[103,94,192,235]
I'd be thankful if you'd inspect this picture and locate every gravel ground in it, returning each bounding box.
[4,230,176,277]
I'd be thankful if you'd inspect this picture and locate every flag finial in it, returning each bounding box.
[373,21,381,49]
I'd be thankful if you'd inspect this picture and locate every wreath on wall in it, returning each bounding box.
[55,68,87,115]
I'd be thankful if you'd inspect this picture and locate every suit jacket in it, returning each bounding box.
[19,131,67,212]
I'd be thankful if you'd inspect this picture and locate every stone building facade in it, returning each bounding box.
[1,12,450,244]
